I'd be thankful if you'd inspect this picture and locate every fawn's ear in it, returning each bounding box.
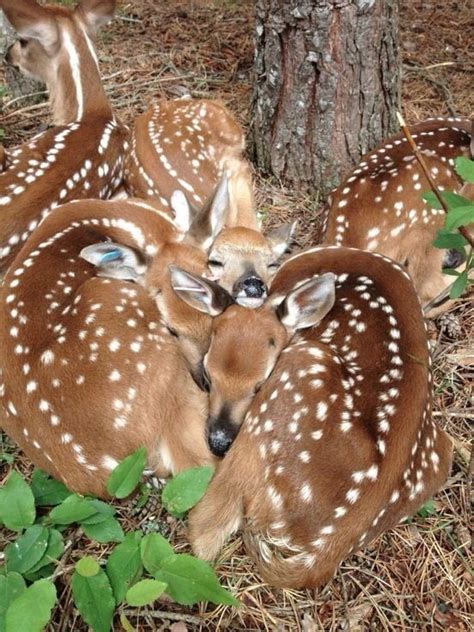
[169,265,234,316]
[265,222,297,259]
[2,0,59,50]
[275,273,336,332]
[185,174,230,249]
[80,242,146,282]
[76,0,116,35]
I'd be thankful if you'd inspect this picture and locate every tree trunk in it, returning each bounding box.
[251,0,401,197]
[0,12,43,111]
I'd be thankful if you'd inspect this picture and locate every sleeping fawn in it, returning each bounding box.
[324,116,472,315]
[170,246,452,588]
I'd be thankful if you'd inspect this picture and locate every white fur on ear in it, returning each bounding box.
[266,221,297,259]
[80,242,145,282]
[171,190,192,233]
[279,272,336,330]
[77,0,116,34]
[169,265,234,316]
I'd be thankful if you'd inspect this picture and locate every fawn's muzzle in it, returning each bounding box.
[207,412,239,457]
[233,275,267,307]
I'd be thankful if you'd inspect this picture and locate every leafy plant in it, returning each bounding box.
[0,452,235,631]
[425,156,474,299]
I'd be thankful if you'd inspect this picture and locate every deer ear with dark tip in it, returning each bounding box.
[169,265,234,316]
[80,242,145,282]
[275,272,336,332]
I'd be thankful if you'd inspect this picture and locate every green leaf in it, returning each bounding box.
[24,529,64,579]
[0,471,36,531]
[432,228,468,252]
[449,271,468,299]
[80,500,115,525]
[49,494,100,525]
[125,579,167,607]
[154,554,239,607]
[0,455,14,465]
[5,525,49,575]
[82,517,124,544]
[76,556,100,578]
[0,573,26,632]
[31,470,70,507]
[140,533,174,575]
[442,268,461,276]
[106,446,146,499]
[106,532,143,604]
[423,190,472,210]
[417,498,437,519]
[161,466,214,517]
[445,205,474,231]
[5,579,56,632]
[72,558,115,632]
[455,156,474,183]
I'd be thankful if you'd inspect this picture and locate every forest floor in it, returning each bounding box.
[0,1,473,630]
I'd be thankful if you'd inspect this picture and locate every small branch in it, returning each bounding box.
[396,112,474,249]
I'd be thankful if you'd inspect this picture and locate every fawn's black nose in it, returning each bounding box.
[442,248,465,270]
[207,413,239,457]
[234,276,266,298]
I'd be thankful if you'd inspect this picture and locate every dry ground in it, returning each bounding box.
[0,1,473,630]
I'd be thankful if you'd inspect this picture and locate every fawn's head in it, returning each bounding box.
[173,175,295,307]
[171,268,336,456]
[3,0,115,122]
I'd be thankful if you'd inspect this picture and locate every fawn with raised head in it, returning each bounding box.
[0,195,248,497]
[170,246,452,588]
[124,96,294,305]
[173,175,295,307]
[0,0,128,271]
[324,117,473,315]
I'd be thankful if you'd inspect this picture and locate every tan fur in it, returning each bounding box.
[188,247,452,588]
[0,0,128,271]
[124,98,256,228]
[0,199,216,498]
[324,117,472,315]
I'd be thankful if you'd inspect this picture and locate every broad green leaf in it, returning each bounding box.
[0,471,36,531]
[449,271,469,299]
[423,190,472,210]
[5,579,56,632]
[49,494,99,525]
[455,156,474,183]
[72,559,115,632]
[0,573,26,632]
[154,554,239,607]
[80,500,115,525]
[106,446,146,499]
[5,526,49,575]
[125,579,167,607]
[161,466,214,516]
[140,533,174,574]
[76,556,100,578]
[31,470,70,507]
[106,532,143,604]
[82,517,124,544]
[445,205,474,231]
[24,529,64,579]
[432,229,468,252]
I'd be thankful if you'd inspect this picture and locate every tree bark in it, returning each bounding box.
[251,0,401,197]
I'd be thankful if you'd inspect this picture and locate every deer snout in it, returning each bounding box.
[207,411,239,457]
[233,275,267,307]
